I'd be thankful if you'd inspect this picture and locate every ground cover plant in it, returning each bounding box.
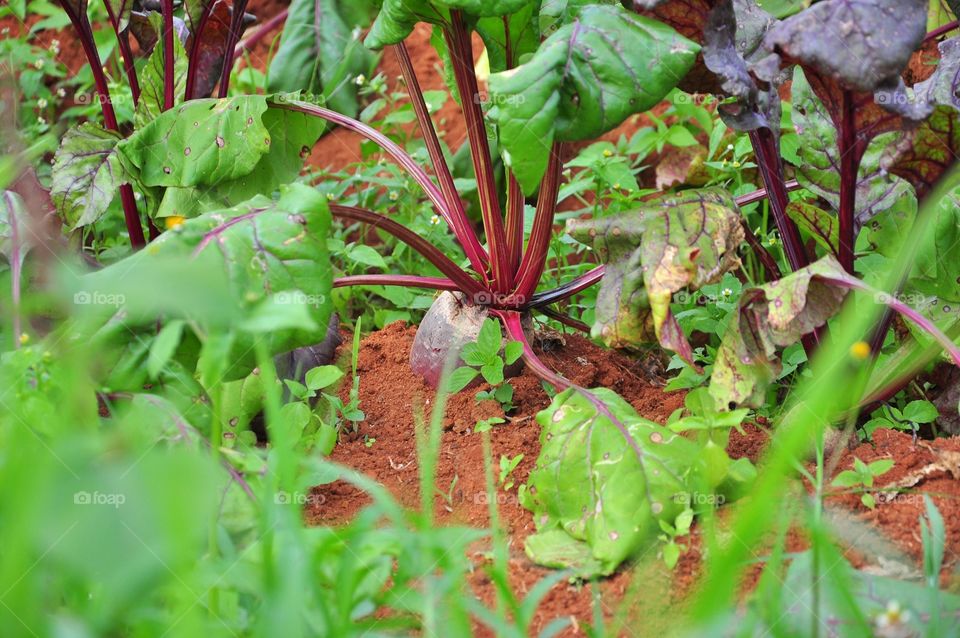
[4,0,960,635]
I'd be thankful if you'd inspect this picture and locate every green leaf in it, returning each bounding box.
[480,359,504,386]
[239,292,320,333]
[348,245,388,269]
[305,365,345,391]
[476,318,502,356]
[861,493,876,509]
[488,4,699,193]
[267,0,377,117]
[475,4,540,72]
[147,319,185,379]
[866,458,895,477]
[135,22,188,129]
[786,201,838,254]
[51,123,124,229]
[504,341,523,365]
[709,255,851,409]
[831,470,862,488]
[364,0,534,50]
[447,366,480,392]
[119,96,271,188]
[902,400,938,424]
[567,188,743,365]
[662,541,681,569]
[521,387,736,577]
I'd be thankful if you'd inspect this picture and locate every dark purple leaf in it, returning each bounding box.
[186,0,232,99]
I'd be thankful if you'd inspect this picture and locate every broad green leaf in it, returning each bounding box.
[364,0,534,50]
[118,96,271,188]
[239,293,320,333]
[135,17,188,128]
[567,188,743,364]
[476,318,502,356]
[447,366,480,392]
[480,359,504,385]
[51,123,124,228]
[792,68,915,231]
[831,470,862,488]
[305,365,345,391]
[475,4,539,72]
[521,387,743,577]
[268,0,377,117]
[709,255,850,409]
[759,0,927,93]
[348,245,388,269]
[504,341,523,365]
[902,400,938,424]
[488,4,699,193]
[81,184,333,381]
[866,458,895,476]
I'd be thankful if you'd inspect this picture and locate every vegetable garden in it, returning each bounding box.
[3,0,960,635]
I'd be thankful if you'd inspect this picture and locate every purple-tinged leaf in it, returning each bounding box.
[566,188,743,363]
[129,10,189,55]
[786,201,838,256]
[51,123,125,229]
[792,68,915,232]
[135,20,188,128]
[186,0,232,99]
[702,0,780,132]
[759,0,927,93]
[885,105,960,199]
[710,255,850,409]
[105,0,134,32]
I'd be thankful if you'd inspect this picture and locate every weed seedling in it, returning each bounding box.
[448,319,523,411]
[831,457,895,509]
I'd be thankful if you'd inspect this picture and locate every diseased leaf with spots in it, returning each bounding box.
[758,0,927,93]
[522,387,731,577]
[886,106,960,200]
[51,123,125,229]
[710,256,850,409]
[136,20,188,128]
[119,96,271,188]
[488,4,699,193]
[84,184,333,381]
[792,68,914,232]
[364,0,534,49]
[567,188,743,364]
[632,0,721,93]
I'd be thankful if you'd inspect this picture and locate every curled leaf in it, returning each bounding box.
[522,387,712,576]
[710,255,850,409]
[567,188,743,364]
[364,0,533,49]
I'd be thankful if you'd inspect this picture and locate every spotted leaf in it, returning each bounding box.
[51,123,125,229]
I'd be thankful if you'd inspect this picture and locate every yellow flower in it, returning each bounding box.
[19,333,29,345]
[602,149,613,158]
[165,216,186,230]
[850,341,871,360]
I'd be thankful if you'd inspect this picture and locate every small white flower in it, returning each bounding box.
[351,26,362,41]
[430,215,441,225]
[37,98,48,109]
[722,288,733,297]
[325,193,336,201]
[56,88,66,98]
[33,59,44,70]
[875,600,911,631]
[388,191,399,201]
[354,74,366,86]
[726,143,734,151]
[37,116,47,126]
[50,39,60,54]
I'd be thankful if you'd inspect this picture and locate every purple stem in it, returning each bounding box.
[57,0,146,248]
[736,180,801,207]
[275,100,465,246]
[837,90,859,274]
[162,0,175,109]
[334,275,458,291]
[217,0,251,98]
[529,265,604,309]
[234,7,288,57]
[393,41,489,278]
[514,145,563,301]
[329,204,487,297]
[102,0,140,102]
[748,129,807,272]
[445,11,510,292]
[185,0,218,99]
[925,20,959,42]
[536,305,591,333]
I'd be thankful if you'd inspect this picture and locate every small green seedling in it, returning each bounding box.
[448,319,524,410]
[831,457,895,509]
[498,453,524,491]
[861,400,938,442]
[658,507,694,569]
[436,475,460,512]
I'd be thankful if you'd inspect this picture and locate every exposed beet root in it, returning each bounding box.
[410,292,528,387]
